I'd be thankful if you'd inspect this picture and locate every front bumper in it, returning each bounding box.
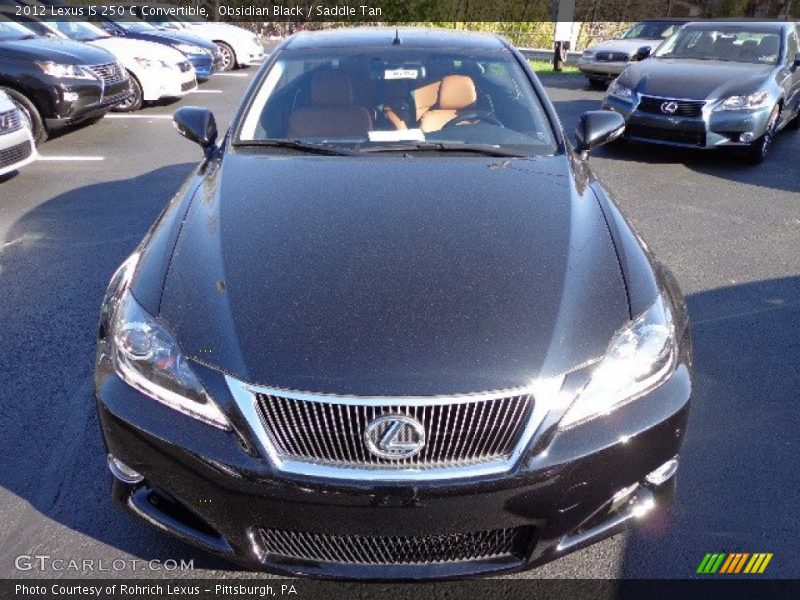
[96,351,691,579]
[0,126,37,177]
[45,78,131,127]
[140,67,197,101]
[235,42,265,66]
[187,54,215,80]
[577,58,629,79]
[603,94,775,150]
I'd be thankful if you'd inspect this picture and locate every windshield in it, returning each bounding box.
[622,21,683,40]
[0,20,37,41]
[237,48,557,156]
[654,26,782,64]
[51,20,109,41]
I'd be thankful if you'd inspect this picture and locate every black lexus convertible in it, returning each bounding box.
[95,27,692,579]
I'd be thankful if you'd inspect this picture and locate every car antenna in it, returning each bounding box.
[393,28,401,45]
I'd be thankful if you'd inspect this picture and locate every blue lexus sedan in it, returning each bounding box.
[90,16,221,81]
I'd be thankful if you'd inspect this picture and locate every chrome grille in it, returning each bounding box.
[0,109,22,133]
[637,96,706,117]
[595,51,629,62]
[87,62,126,85]
[259,526,532,565]
[255,391,535,470]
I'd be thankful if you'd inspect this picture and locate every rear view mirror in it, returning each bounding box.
[575,111,625,159]
[633,46,652,60]
[173,106,218,158]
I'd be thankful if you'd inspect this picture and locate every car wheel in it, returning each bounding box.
[216,42,236,71]
[745,104,780,164]
[112,74,143,112]
[1,87,46,145]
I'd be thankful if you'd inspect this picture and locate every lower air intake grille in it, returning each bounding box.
[626,124,706,147]
[0,140,33,169]
[259,527,533,565]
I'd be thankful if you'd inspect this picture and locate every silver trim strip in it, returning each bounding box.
[225,376,565,482]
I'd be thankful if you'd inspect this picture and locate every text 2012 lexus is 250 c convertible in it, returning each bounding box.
[95,28,692,579]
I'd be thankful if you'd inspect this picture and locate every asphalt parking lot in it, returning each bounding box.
[0,69,798,580]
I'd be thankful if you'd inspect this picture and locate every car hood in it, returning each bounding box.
[158,153,630,396]
[620,58,774,99]
[146,29,214,50]
[89,37,187,65]
[0,37,115,64]
[188,22,253,40]
[587,38,655,56]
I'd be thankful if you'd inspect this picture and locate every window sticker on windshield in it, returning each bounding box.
[368,129,426,142]
[385,68,419,80]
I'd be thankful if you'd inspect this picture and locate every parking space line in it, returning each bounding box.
[190,89,224,94]
[105,114,174,120]
[38,155,105,161]
[215,73,249,77]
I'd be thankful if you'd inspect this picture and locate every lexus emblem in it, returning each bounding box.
[661,101,679,114]
[364,414,426,460]
[0,115,9,131]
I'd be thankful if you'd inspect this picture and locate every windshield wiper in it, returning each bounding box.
[356,142,526,157]
[233,139,359,156]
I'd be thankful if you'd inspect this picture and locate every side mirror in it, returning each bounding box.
[575,110,625,159]
[174,106,218,158]
[633,45,651,61]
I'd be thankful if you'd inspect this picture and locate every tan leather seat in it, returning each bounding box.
[418,75,477,133]
[288,70,371,138]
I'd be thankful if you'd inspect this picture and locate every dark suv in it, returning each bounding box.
[0,19,129,143]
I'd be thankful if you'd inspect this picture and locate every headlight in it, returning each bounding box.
[716,91,770,111]
[134,57,170,69]
[176,44,208,55]
[582,50,596,59]
[607,80,634,100]
[102,258,230,430]
[559,295,676,429]
[35,61,94,80]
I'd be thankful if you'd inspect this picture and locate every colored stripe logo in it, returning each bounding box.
[697,553,773,574]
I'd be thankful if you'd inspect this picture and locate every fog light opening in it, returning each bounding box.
[645,456,679,486]
[107,454,144,484]
[610,483,639,509]
[739,132,755,143]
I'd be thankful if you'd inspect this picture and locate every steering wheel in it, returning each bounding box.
[443,111,503,129]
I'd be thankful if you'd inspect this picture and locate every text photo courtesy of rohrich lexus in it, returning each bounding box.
[1,1,799,590]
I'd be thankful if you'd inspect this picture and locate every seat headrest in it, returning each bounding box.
[311,70,354,107]
[437,75,477,111]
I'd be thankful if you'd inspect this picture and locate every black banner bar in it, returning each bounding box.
[4,0,798,23]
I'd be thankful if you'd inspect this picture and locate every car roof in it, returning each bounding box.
[284,27,508,51]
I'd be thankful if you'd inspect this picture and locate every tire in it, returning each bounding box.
[216,41,236,72]
[744,104,780,164]
[111,73,143,112]
[1,86,46,145]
